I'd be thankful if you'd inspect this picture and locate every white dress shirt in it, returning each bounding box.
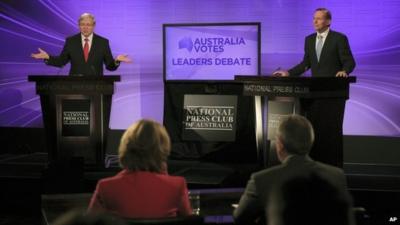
[315,28,329,50]
[81,33,93,51]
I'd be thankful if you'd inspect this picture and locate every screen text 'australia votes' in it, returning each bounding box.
[172,37,251,66]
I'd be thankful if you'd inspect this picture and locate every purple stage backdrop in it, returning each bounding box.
[0,0,399,137]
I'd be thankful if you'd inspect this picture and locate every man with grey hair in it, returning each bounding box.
[233,115,349,225]
[31,13,131,76]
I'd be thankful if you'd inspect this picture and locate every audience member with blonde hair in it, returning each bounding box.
[88,119,192,218]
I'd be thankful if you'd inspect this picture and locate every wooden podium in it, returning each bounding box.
[235,76,356,168]
[28,75,120,167]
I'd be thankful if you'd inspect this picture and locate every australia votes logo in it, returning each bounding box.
[178,36,246,53]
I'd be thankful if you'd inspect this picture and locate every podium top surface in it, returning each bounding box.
[28,75,121,82]
[165,76,356,98]
[234,75,356,83]
[165,76,356,84]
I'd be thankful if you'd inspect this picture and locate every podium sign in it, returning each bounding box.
[182,94,238,142]
[62,99,91,136]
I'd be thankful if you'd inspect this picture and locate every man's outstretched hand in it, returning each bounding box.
[115,54,132,63]
[31,48,49,60]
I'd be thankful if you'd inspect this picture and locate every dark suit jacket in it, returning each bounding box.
[88,170,192,218]
[46,33,119,76]
[233,155,348,225]
[288,30,355,77]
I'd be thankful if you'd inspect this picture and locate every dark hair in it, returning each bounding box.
[118,119,171,173]
[268,173,354,225]
[276,115,314,155]
[315,8,332,20]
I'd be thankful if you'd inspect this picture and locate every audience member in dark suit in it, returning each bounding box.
[267,172,355,225]
[233,115,351,225]
[31,13,131,76]
[273,8,356,167]
[88,119,192,218]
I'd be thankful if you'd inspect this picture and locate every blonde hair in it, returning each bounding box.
[118,119,171,173]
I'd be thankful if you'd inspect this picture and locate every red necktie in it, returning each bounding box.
[83,38,89,62]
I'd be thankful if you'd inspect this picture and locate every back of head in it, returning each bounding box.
[276,115,314,155]
[268,172,354,225]
[118,119,171,173]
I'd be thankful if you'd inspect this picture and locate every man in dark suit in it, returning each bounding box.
[267,172,355,225]
[266,173,355,225]
[273,8,356,167]
[31,13,131,75]
[233,115,351,225]
[273,8,355,77]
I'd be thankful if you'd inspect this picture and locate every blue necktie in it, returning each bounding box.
[316,35,323,62]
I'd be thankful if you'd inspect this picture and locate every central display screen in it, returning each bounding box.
[163,23,260,80]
